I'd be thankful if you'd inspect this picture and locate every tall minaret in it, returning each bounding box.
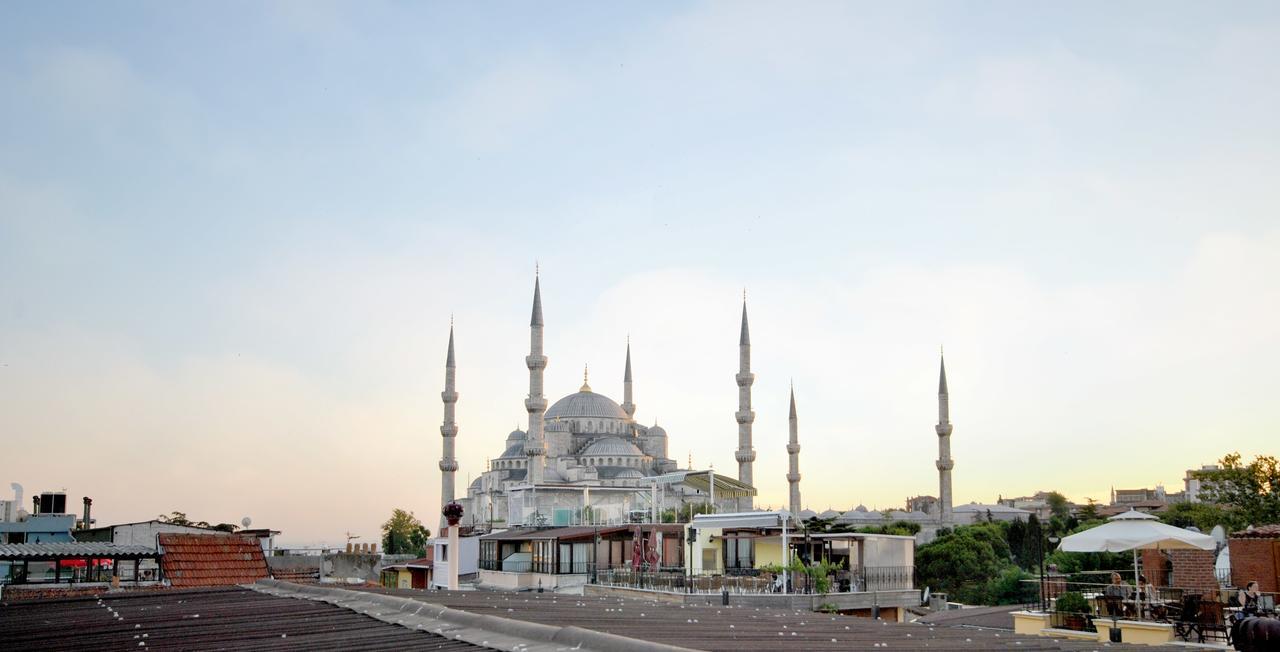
[621,338,636,421]
[935,354,954,523]
[523,273,548,484]
[734,297,756,511]
[786,384,801,519]
[438,322,459,533]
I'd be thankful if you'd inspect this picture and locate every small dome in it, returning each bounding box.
[545,390,628,420]
[581,436,644,457]
[506,429,526,442]
[855,504,868,512]
[799,509,819,520]
[498,443,525,459]
[818,509,841,519]
[598,467,646,480]
[469,477,483,491]
[647,424,667,437]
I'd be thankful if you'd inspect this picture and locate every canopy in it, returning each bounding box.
[1058,509,1215,600]
[1059,509,1215,553]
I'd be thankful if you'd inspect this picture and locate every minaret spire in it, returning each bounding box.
[786,383,802,520]
[621,337,636,420]
[524,274,548,484]
[935,353,954,523]
[734,296,756,510]
[438,323,460,532]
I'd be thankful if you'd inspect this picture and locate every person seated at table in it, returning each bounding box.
[1104,572,1132,599]
[1238,581,1260,616]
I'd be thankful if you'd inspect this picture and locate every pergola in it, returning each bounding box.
[0,542,160,585]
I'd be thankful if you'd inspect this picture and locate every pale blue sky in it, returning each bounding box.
[2,2,1278,542]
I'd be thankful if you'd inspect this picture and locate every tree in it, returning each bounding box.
[1160,501,1233,533]
[157,511,220,529]
[1046,492,1070,520]
[1079,498,1100,523]
[1006,518,1028,568]
[382,509,431,556]
[917,524,1016,605]
[1194,453,1280,529]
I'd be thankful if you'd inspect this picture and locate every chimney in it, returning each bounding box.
[82,496,93,529]
[32,495,39,515]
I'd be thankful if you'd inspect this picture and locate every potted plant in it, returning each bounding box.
[1055,591,1091,631]
[442,502,464,527]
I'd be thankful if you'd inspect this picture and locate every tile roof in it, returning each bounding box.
[158,533,269,588]
[0,586,481,651]
[1232,523,1280,538]
[0,542,157,560]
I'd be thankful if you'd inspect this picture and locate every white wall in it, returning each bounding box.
[430,535,480,588]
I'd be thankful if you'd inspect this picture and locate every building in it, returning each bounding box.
[951,502,1034,523]
[477,524,684,591]
[429,534,479,589]
[451,275,760,530]
[0,488,75,545]
[1184,464,1219,503]
[380,553,433,590]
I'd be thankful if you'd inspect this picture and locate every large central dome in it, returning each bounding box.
[545,389,628,420]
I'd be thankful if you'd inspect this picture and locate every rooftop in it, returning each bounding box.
[0,542,157,560]
[354,586,1153,650]
[158,533,269,588]
[0,586,480,651]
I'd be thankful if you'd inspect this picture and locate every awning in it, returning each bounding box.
[691,510,787,529]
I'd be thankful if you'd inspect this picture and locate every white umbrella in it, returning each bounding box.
[1059,509,1216,605]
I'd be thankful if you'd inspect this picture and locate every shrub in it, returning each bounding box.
[1055,591,1089,614]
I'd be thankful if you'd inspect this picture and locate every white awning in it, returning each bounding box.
[691,510,788,529]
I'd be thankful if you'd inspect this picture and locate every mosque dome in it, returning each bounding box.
[580,436,644,458]
[646,423,667,438]
[506,428,526,442]
[602,467,645,480]
[545,390,628,420]
[498,442,525,459]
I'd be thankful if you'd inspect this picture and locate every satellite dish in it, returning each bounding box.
[241,516,252,529]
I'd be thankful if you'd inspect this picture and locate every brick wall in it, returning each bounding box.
[1141,550,1172,586]
[1229,538,1278,593]
[1168,549,1217,594]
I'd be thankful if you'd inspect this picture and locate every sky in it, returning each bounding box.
[1,1,1278,545]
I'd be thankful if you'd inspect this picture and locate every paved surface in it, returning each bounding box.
[0,586,481,651]
[358,586,1159,650]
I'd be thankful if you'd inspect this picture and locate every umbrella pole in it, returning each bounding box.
[1133,549,1140,614]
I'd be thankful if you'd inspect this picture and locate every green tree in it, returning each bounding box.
[382,509,431,556]
[1046,492,1071,520]
[1194,453,1280,529]
[917,525,1016,605]
[1160,501,1233,533]
[1006,518,1027,568]
[1079,498,1100,523]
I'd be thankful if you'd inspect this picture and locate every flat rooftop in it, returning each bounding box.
[0,586,481,651]
[356,586,1156,650]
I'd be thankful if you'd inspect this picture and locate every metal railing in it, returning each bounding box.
[596,565,914,595]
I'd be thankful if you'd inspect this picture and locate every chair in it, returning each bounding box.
[1197,600,1232,645]
[1101,595,1125,617]
[1173,594,1202,642]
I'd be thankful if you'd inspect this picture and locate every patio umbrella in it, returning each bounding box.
[1059,509,1215,601]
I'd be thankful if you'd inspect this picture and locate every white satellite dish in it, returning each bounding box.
[241,516,252,529]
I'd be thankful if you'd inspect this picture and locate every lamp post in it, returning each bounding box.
[1046,535,1060,611]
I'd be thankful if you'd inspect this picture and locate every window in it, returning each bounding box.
[723,538,753,569]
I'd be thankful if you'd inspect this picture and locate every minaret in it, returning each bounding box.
[438,322,459,533]
[523,273,548,484]
[786,384,801,519]
[734,298,756,511]
[935,354,954,523]
[621,338,636,420]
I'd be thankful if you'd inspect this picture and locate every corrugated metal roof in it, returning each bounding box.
[0,586,481,651]
[0,542,157,559]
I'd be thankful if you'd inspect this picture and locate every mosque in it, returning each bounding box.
[435,273,957,534]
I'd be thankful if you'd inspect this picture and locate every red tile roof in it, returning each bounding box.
[1232,524,1280,539]
[158,533,269,588]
